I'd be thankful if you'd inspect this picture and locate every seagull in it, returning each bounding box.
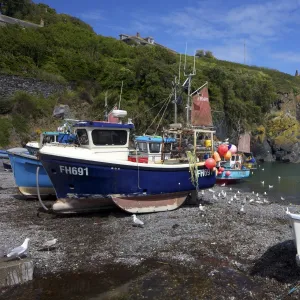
[237,190,240,194]
[269,185,273,189]
[199,204,205,211]
[221,183,226,187]
[251,171,254,175]
[256,193,259,197]
[213,194,218,200]
[263,199,270,204]
[238,205,245,214]
[286,207,290,214]
[229,188,232,191]
[6,238,30,259]
[261,181,264,185]
[256,200,263,204]
[40,238,58,251]
[264,192,267,195]
[233,194,237,200]
[252,191,255,194]
[218,193,221,198]
[281,196,285,201]
[249,199,255,203]
[132,214,144,227]
[278,176,281,180]
[224,138,229,142]
[261,168,265,171]
[230,197,233,202]
[201,190,204,195]
[209,189,215,193]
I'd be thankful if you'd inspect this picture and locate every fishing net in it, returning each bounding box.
[186,150,199,192]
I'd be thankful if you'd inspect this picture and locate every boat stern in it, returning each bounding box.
[287,212,300,267]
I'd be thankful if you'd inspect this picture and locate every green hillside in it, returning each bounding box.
[0,0,300,147]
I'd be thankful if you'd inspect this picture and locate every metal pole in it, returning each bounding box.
[104,91,108,121]
[186,76,191,125]
[174,76,177,124]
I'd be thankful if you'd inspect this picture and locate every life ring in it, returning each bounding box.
[234,162,241,169]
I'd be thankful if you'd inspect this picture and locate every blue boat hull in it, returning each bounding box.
[0,150,8,159]
[39,154,216,212]
[8,152,55,197]
[216,168,250,183]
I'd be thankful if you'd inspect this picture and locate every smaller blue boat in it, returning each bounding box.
[216,154,250,183]
[0,150,8,159]
[7,150,55,197]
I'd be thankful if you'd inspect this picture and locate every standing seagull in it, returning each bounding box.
[40,238,58,251]
[132,214,144,227]
[6,238,30,259]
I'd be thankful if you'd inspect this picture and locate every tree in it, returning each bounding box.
[195,49,205,58]
[204,51,215,59]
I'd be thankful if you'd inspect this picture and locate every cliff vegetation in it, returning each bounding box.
[1,0,300,152]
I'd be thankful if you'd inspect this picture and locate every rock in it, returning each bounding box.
[252,138,274,162]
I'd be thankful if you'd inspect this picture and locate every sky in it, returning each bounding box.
[34,0,300,75]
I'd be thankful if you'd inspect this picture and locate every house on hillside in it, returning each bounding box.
[119,32,178,54]
[0,14,43,28]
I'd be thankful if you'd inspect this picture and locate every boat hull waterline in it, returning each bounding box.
[7,152,55,197]
[40,154,216,213]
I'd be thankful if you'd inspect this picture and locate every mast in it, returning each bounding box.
[173,54,182,124]
[183,46,196,125]
[104,91,108,121]
[118,81,123,109]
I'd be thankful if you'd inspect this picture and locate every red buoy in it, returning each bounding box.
[205,158,216,169]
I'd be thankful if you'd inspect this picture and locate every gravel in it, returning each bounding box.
[1,165,300,299]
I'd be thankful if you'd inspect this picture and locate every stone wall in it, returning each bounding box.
[0,74,69,98]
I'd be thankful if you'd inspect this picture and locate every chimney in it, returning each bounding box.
[136,32,140,38]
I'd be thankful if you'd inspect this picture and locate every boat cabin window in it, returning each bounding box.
[137,142,148,153]
[149,143,161,153]
[92,129,127,146]
[76,129,89,145]
[42,135,56,144]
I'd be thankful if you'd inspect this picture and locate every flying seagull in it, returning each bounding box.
[132,214,144,227]
[6,238,30,259]
[40,238,58,251]
[221,183,226,187]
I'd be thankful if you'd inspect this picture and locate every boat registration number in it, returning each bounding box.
[59,166,89,176]
[197,169,211,177]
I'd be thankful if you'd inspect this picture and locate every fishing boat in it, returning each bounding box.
[7,149,55,197]
[216,153,250,183]
[38,115,216,213]
[286,211,300,266]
